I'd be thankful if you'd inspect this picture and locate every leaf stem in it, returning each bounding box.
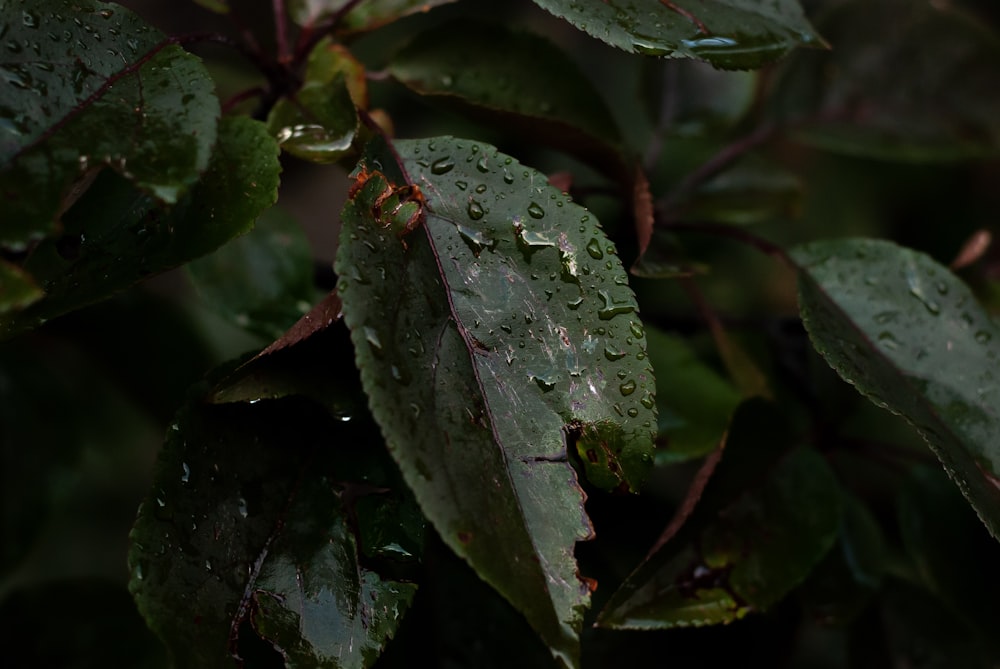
[663,220,794,268]
[294,0,367,64]
[273,0,292,64]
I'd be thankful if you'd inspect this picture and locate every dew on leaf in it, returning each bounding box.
[455,180,468,190]
[604,345,626,361]
[467,200,485,220]
[597,290,637,320]
[476,156,489,173]
[527,202,545,219]
[620,380,637,396]
[364,326,383,354]
[640,393,655,409]
[976,331,993,344]
[431,156,455,174]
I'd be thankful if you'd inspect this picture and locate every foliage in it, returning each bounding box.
[3,0,1000,666]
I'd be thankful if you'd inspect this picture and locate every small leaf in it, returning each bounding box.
[531,0,824,69]
[793,238,1000,539]
[1,116,280,339]
[0,0,219,249]
[187,207,318,340]
[128,395,417,669]
[335,136,656,666]
[770,0,1000,161]
[388,19,627,181]
[645,326,741,464]
[290,0,457,32]
[0,260,42,313]
[598,401,842,628]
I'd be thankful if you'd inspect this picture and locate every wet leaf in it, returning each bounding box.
[187,207,318,340]
[335,136,656,666]
[128,394,417,669]
[598,402,841,628]
[290,0,457,33]
[388,20,628,183]
[0,0,219,249]
[267,78,358,164]
[1,116,280,339]
[793,238,1000,540]
[531,0,824,69]
[645,326,741,464]
[770,0,1000,161]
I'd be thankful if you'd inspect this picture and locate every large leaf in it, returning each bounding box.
[0,0,219,249]
[598,401,842,628]
[531,0,823,69]
[128,393,418,668]
[387,20,626,178]
[290,0,458,32]
[793,238,1000,539]
[187,207,318,340]
[0,115,280,339]
[335,136,657,666]
[770,0,1000,161]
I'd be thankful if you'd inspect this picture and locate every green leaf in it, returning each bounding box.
[598,402,842,629]
[0,115,280,339]
[793,238,1000,540]
[128,395,417,669]
[267,77,359,164]
[187,208,317,340]
[0,0,219,249]
[0,260,42,313]
[387,20,625,176]
[531,0,824,69]
[770,0,1000,161]
[290,0,457,32]
[335,136,656,666]
[645,326,741,464]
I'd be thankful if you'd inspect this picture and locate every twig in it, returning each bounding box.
[273,0,291,64]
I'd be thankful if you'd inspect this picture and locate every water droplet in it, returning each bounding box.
[629,321,644,338]
[620,380,637,396]
[906,269,941,315]
[976,330,992,344]
[878,331,900,351]
[567,296,584,310]
[527,202,545,219]
[604,345,626,361]
[237,497,248,518]
[640,393,655,409]
[474,183,487,194]
[586,238,604,259]
[99,8,114,18]
[22,11,39,28]
[936,281,949,296]
[364,326,383,354]
[476,156,489,173]
[181,462,190,484]
[431,157,454,174]
[467,200,485,220]
[455,180,468,190]
[597,290,637,320]
[627,407,639,417]
[503,168,514,184]
[531,373,556,392]
[457,224,494,255]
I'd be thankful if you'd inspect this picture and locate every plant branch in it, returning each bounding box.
[273,0,292,64]
[294,0,367,64]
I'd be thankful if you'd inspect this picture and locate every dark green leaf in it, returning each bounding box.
[187,208,317,340]
[388,20,625,177]
[645,326,741,464]
[670,155,801,225]
[128,395,417,669]
[335,136,656,666]
[598,402,841,629]
[531,0,824,69]
[1,115,280,339]
[640,59,756,134]
[770,0,1000,161]
[267,79,358,163]
[290,0,458,32]
[0,0,219,249]
[793,238,1000,539]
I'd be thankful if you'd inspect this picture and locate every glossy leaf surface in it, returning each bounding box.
[187,208,317,340]
[793,238,1000,539]
[0,0,219,249]
[128,394,417,668]
[290,0,457,32]
[531,0,823,69]
[335,136,656,666]
[599,402,841,628]
[1,116,280,339]
[771,0,1000,161]
[388,20,623,174]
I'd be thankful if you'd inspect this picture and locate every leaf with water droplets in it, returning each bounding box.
[793,238,1000,540]
[129,379,418,668]
[335,136,656,666]
[531,0,824,69]
[387,20,626,181]
[769,0,1000,162]
[598,401,842,629]
[0,116,280,340]
[0,0,219,250]
[289,0,458,32]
